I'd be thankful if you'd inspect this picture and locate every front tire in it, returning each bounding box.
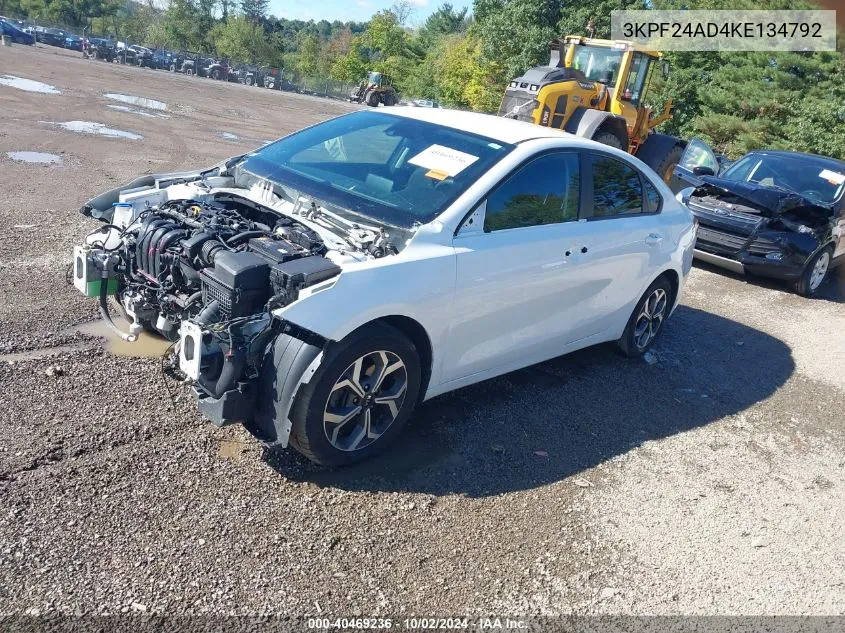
[618,276,673,358]
[288,324,421,466]
[592,130,625,150]
[793,245,833,297]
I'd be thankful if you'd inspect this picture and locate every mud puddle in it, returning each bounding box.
[107,104,170,119]
[5,151,62,164]
[47,121,143,140]
[104,93,167,111]
[68,318,171,358]
[218,439,250,462]
[0,75,61,94]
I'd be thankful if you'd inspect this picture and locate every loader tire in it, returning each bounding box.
[592,131,625,150]
[366,90,380,107]
[651,144,684,186]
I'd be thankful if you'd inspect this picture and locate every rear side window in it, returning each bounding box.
[484,153,580,231]
[644,179,662,213]
[590,155,643,216]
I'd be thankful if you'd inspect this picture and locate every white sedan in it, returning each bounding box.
[73,108,696,466]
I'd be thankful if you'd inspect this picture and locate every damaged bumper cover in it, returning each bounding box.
[181,317,328,447]
[688,200,824,280]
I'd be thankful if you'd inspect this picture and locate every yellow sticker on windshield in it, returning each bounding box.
[425,169,449,181]
[409,144,479,177]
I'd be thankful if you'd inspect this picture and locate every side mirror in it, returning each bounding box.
[693,165,715,177]
[662,60,670,79]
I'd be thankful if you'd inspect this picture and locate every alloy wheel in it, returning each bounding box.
[810,251,830,291]
[633,288,668,350]
[323,350,408,452]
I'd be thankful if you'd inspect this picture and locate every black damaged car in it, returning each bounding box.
[675,139,844,297]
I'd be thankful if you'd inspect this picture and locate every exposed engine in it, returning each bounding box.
[76,197,341,341]
[72,195,350,415]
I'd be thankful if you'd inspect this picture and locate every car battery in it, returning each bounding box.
[269,256,341,297]
[248,236,307,264]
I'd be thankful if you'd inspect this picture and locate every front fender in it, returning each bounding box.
[274,242,456,383]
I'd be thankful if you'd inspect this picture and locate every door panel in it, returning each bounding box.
[445,222,604,382]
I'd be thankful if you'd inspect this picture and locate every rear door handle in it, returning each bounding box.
[645,233,663,246]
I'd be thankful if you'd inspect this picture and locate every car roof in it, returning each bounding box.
[381,106,570,145]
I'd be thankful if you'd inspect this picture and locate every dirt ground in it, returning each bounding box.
[1,44,844,617]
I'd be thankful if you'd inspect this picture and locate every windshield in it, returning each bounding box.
[570,45,624,86]
[722,152,845,205]
[240,111,514,227]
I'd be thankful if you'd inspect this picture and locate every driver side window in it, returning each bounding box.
[484,153,580,232]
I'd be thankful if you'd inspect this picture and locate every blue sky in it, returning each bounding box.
[269,0,474,25]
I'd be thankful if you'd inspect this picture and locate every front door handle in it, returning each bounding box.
[645,233,663,246]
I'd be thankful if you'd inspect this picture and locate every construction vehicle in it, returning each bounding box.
[349,71,399,107]
[498,36,684,188]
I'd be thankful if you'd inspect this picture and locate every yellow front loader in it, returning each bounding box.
[499,36,684,188]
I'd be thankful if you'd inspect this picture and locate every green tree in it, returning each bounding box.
[331,37,368,81]
[240,0,267,23]
[472,0,559,82]
[557,0,647,39]
[418,2,468,49]
[210,15,270,62]
[432,33,502,111]
[161,0,202,49]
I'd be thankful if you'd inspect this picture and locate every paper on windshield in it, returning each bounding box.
[819,169,845,186]
[409,144,479,178]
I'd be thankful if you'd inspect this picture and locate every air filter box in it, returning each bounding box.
[200,251,269,319]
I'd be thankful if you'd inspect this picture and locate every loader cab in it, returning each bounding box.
[568,42,623,89]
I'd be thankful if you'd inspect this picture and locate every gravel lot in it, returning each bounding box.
[1,44,844,617]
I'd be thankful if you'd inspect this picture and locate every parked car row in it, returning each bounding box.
[0,16,35,44]
[78,39,299,91]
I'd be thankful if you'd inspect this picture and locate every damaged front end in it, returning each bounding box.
[681,177,835,280]
[71,158,399,433]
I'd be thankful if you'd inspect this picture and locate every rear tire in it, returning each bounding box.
[792,245,833,297]
[285,323,422,467]
[617,275,673,358]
